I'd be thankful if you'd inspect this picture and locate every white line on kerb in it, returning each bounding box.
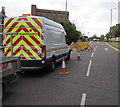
[80,93,87,107]
[86,60,92,76]
[91,52,94,57]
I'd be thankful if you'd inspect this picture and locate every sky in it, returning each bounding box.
[0,0,119,37]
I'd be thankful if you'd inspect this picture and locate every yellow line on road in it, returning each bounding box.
[106,42,120,52]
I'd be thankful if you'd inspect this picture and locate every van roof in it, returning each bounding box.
[5,16,64,30]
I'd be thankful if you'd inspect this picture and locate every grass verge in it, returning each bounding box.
[107,41,120,50]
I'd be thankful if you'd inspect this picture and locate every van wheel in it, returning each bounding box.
[48,58,56,72]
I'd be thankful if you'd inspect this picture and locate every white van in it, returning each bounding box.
[3,15,71,71]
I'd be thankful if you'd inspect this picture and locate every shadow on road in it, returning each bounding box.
[20,61,62,78]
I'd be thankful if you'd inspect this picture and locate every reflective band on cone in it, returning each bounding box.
[60,57,69,74]
[90,45,93,50]
[87,47,91,51]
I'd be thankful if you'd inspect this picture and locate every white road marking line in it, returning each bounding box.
[80,93,87,107]
[86,60,92,76]
[104,48,108,51]
[91,52,94,57]
[96,45,98,48]
[94,45,98,51]
[94,49,96,51]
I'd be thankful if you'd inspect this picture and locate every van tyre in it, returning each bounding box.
[48,58,56,72]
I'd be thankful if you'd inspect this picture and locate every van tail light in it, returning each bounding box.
[42,45,46,60]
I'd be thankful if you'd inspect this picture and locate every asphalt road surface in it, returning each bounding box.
[2,42,119,106]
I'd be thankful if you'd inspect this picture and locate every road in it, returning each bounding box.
[2,42,119,106]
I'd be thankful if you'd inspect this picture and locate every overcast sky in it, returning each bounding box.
[0,0,119,37]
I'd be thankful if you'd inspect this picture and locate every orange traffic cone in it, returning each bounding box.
[87,46,91,51]
[60,57,69,74]
[90,45,93,50]
[77,51,81,60]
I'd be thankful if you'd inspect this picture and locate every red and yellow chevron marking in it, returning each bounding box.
[3,17,44,60]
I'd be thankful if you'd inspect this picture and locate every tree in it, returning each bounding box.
[60,22,81,45]
[111,26,118,38]
[99,34,105,41]
[93,34,97,38]
[112,25,120,38]
[105,24,120,41]
[105,32,111,41]
[88,37,94,41]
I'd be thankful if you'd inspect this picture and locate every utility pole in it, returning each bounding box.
[110,8,116,27]
[65,0,67,12]
[110,8,112,28]
[110,8,116,39]
[65,0,67,23]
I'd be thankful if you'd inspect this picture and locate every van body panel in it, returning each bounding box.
[3,16,70,69]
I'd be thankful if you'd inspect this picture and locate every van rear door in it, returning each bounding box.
[4,17,44,60]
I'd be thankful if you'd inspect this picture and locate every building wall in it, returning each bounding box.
[31,5,69,22]
[118,1,120,24]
